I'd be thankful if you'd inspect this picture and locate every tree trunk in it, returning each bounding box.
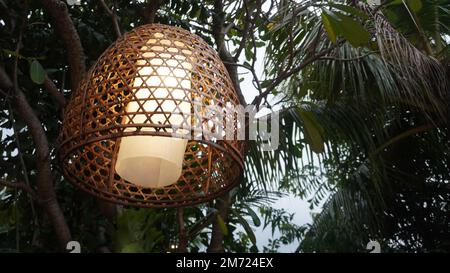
[0,66,72,251]
[177,208,188,252]
[207,196,230,253]
[14,88,72,251]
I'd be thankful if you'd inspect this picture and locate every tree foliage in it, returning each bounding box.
[0,0,449,253]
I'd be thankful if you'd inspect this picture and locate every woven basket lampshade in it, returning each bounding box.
[59,24,244,208]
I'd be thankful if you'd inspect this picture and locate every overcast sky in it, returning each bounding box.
[236,45,326,252]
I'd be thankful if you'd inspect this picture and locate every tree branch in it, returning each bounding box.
[44,75,66,107]
[207,195,230,253]
[98,0,122,38]
[223,61,263,98]
[7,7,39,226]
[0,179,37,199]
[319,51,378,62]
[143,0,165,24]
[371,123,436,156]
[233,1,251,61]
[207,0,246,252]
[251,42,342,106]
[212,0,246,106]
[186,211,218,240]
[176,208,188,252]
[0,65,72,251]
[7,98,39,227]
[38,2,122,250]
[39,0,86,92]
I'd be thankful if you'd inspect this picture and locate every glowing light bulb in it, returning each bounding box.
[115,39,191,188]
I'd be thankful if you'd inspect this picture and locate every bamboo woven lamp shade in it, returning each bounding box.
[59,24,244,208]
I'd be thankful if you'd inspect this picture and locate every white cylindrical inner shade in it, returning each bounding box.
[115,39,191,188]
[115,136,188,188]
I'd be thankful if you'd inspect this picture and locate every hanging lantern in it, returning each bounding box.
[59,24,244,207]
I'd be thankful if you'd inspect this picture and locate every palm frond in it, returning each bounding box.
[363,4,449,117]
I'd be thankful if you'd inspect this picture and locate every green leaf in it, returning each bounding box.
[245,46,253,61]
[237,215,257,245]
[121,243,145,253]
[255,41,266,47]
[193,6,201,18]
[245,206,261,227]
[29,59,45,84]
[0,205,16,234]
[45,68,60,75]
[329,3,369,19]
[384,9,399,23]
[2,49,26,59]
[234,211,257,246]
[297,108,325,153]
[386,0,403,6]
[336,13,370,47]
[322,11,338,44]
[322,9,369,47]
[216,215,228,236]
[406,0,422,12]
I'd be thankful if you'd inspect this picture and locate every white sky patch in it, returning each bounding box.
[233,36,328,252]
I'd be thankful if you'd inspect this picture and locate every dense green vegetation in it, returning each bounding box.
[0,0,449,252]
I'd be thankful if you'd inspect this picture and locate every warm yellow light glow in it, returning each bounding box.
[115,39,191,188]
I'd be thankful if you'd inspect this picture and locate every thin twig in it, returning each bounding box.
[223,61,263,96]
[223,22,235,36]
[187,211,217,240]
[251,42,343,106]
[0,88,11,98]
[0,179,37,199]
[401,0,432,55]
[233,0,251,61]
[7,102,38,205]
[98,0,122,38]
[319,51,378,62]
[10,10,40,240]
[371,123,435,156]
[44,75,66,107]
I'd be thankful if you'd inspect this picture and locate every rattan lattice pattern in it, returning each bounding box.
[59,24,244,207]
